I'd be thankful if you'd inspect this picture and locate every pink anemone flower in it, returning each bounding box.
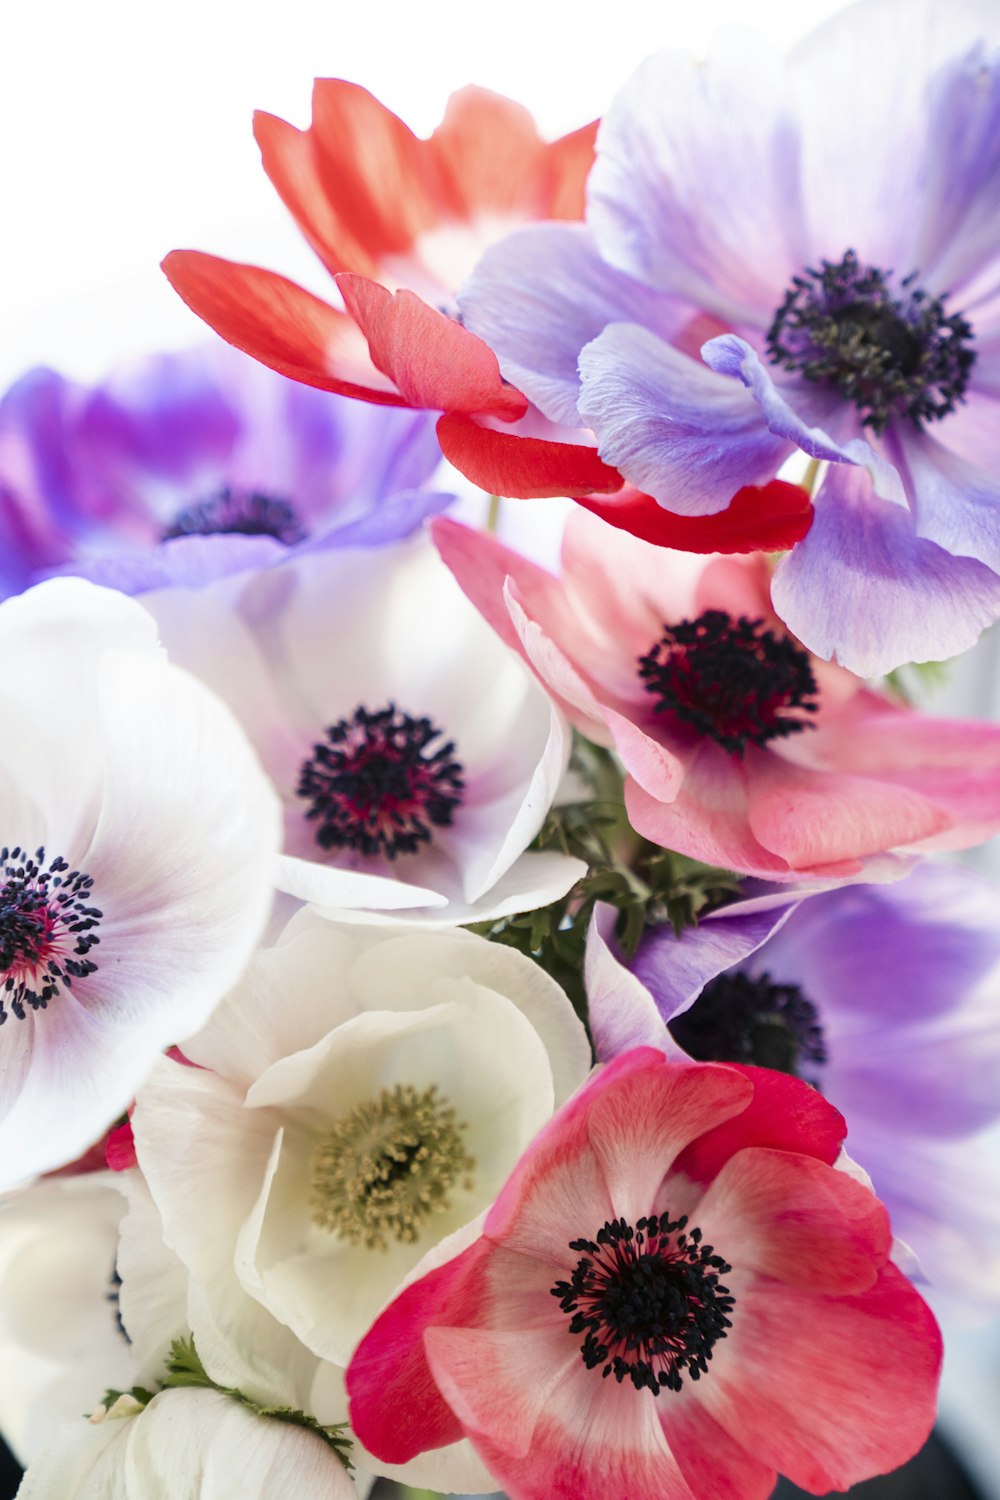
[433,508,1000,878]
[347,1047,941,1499]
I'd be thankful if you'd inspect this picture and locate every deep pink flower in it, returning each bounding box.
[433,509,1000,878]
[347,1048,941,1498]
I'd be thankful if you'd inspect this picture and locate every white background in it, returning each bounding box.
[0,0,846,387]
[3,0,1000,1492]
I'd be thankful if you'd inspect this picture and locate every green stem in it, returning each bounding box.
[485,493,501,533]
[801,456,822,495]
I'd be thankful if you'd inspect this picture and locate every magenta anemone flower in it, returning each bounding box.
[433,508,1000,879]
[459,0,1000,674]
[347,1047,941,1499]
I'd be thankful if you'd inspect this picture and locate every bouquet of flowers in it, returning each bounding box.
[3,0,1000,1495]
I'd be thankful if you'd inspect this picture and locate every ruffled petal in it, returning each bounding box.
[896,424,1000,573]
[435,412,622,499]
[459,223,688,425]
[346,1238,493,1464]
[335,274,526,419]
[587,36,808,323]
[578,325,792,513]
[577,479,813,554]
[672,1065,846,1186]
[427,1330,700,1500]
[770,462,1000,675]
[161,252,405,402]
[694,1147,890,1294]
[697,1265,940,1493]
[703,334,906,502]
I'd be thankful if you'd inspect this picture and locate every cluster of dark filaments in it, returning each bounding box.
[551,1214,735,1395]
[670,969,828,1086]
[162,488,306,545]
[638,609,819,756]
[107,1265,131,1345]
[766,249,976,434]
[0,846,102,1023]
[296,704,465,859]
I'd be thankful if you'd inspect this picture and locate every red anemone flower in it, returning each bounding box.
[347,1048,941,1499]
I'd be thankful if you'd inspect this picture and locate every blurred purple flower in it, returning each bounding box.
[586,862,1000,1316]
[0,343,452,598]
[460,0,1000,675]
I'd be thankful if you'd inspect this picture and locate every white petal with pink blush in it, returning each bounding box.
[0,580,281,1188]
[141,536,584,925]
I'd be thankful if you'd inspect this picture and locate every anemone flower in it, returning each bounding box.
[131,908,589,1492]
[161,82,594,425]
[0,1174,131,1464]
[347,1046,941,1499]
[0,342,449,600]
[585,860,1000,1317]
[0,578,280,1188]
[141,533,583,922]
[434,508,1000,878]
[16,1387,356,1500]
[459,0,1000,673]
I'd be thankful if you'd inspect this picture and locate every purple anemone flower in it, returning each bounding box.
[0,342,452,598]
[460,0,1000,675]
[585,862,1000,1318]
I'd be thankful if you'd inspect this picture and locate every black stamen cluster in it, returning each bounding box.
[0,846,102,1022]
[163,488,306,545]
[766,249,975,434]
[638,609,819,756]
[297,704,465,859]
[551,1214,734,1396]
[670,969,827,1085]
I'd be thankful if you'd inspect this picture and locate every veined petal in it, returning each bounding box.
[771,462,1000,675]
[578,325,791,513]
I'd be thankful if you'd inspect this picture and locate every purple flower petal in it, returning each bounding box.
[791,0,1000,272]
[629,902,799,1025]
[894,425,1000,573]
[703,334,906,503]
[577,323,791,513]
[770,462,1000,676]
[587,35,809,324]
[459,223,688,426]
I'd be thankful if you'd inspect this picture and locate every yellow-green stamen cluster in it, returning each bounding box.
[311,1083,475,1251]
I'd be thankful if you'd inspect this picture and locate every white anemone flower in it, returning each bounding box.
[0,580,281,1188]
[130,910,590,1491]
[141,536,584,924]
[0,1175,130,1465]
[15,1387,356,1499]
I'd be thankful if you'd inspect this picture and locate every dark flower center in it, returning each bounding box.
[107,1265,131,1345]
[162,488,306,545]
[0,846,102,1023]
[638,609,819,756]
[766,250,975,434]
[669,969,827,1085]
[552,1214,734,1395]
[296,704,465,859]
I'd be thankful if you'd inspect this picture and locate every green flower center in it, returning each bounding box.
[311,1082,475,1251]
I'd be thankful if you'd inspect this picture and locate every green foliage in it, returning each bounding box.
[467,739,739,1020]
[99,1338,353,1471]
[161,1337,354,1468]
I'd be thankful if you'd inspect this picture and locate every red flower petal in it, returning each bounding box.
[161,251,406,404]
[347,1237,492,1464]
[337,275,528,419]
[436,412,623,497]
[576,480,813,554]
[257,81,443,281]
[673,1064,847,1186]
